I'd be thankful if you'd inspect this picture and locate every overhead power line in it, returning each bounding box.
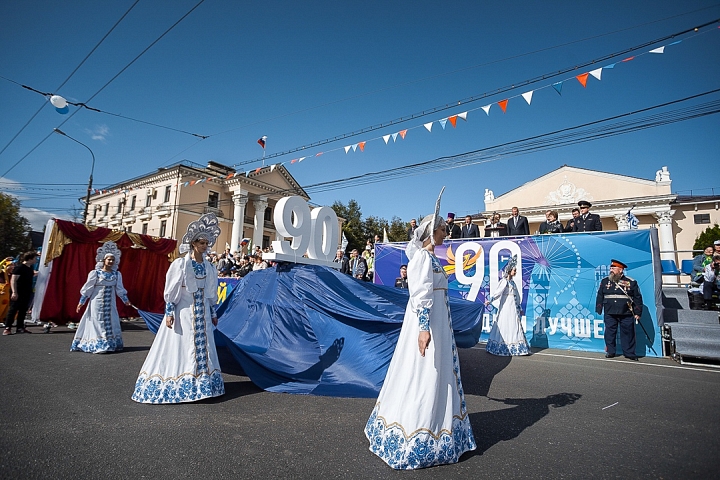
[229,17,720,168]
[1,0,207,178]
[294,89,720,195]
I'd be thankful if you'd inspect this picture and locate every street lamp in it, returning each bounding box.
[53,128,96,224]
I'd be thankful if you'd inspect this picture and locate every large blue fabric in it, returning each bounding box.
[140,263,484,397]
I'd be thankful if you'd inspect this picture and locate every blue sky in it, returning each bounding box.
[1,0,719,229]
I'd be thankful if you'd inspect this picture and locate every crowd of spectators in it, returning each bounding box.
[210,245,275,278]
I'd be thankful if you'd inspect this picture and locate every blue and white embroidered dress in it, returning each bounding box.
[365,250,476,469]
[71,269,128,353]
[486,278,530,356]
[132,254,225,403]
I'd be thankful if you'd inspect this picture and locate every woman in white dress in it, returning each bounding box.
[132,213,225,404]
[485,256,530,356]
[71,241,130,353]
[365,189,476,469]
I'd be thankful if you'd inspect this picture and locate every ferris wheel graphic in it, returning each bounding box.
[523,235,583,300]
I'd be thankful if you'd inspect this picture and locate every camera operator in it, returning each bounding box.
[701,254,720,310]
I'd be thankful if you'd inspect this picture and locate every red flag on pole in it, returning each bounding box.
[257,136,267,148]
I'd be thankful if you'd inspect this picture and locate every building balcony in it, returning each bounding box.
[204,206,223,218]
[156,204,172,218]
[122,216,135,224]
[108,219,121,228]
[137,211,152,221]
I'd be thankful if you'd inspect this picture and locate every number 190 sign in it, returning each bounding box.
[263,196,341,268]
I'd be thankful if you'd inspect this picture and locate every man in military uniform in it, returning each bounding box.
[595,259,643,360]
[572,200,603,232]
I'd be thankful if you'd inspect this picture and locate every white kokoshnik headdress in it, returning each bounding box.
[179,212,221,255]
[95,240,121,271]
[406,186,445,261]
[503,254,518,278]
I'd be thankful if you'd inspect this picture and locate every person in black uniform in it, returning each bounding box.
[445,213,461,239]
[572,200,603,232]
[595,259,643,360]
[394,265,409,289]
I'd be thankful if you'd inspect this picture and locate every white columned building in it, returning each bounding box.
[252,196,268,249]
[230,191,248,252]
[653,210,676,260]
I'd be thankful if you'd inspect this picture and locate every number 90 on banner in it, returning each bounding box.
[268,196,340,267]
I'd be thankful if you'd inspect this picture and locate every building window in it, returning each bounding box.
[159,220,167,237]
[262,235,270,249]
[145,195,152,208]
[208,191,219,208]
[264,206,272,222]
[92,206,97,219]
[164,185,171,203]
[142,223,148,235]
[104,203,109,216]
[694,214,711,224]
[130,195,136,211]
[117,198,124,214]
[127,226,132,233]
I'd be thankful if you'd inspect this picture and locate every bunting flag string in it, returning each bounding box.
[163,25,718,193]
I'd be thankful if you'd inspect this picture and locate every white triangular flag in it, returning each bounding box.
[298,157,306,162]
[344,145,351,154]
[392,132,398,142]
[522,91,533,105]
[383,134,391,144]
[352,144,358,152]
[383,228,389,243]
[589,68,602,80]
[482,105,491,115]
[439,118,447,129]
[424,122,433,132]
[270,164,277,172]
[458,111,468,121]
[649,46,665,54]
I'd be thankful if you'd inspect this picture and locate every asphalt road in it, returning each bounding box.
[1,321,719,479]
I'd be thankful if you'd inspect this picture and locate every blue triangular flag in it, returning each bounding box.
[668,40,682,46]
[552,82,563,96]
[604,63,616,69]
[439,118,447,129]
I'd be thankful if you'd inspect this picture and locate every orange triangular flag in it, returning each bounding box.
[189,180,196,186]
[622,56,635,62]
[498,99,508,113]
[399,129,407,139]
[358,141,366,152]
[255,167,261,173]
[448,115,457,128]
[576,73,589,88]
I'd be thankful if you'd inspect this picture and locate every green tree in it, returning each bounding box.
[693,224,720,252]
[331,199,364,253]
[388,216,408,242]
[363,215,389,244]
[0,192,31,259]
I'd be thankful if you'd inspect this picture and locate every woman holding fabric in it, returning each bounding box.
[71,241,130,353]
[365,188,476,470]
[484,256,530,356]
[132,213,225,404]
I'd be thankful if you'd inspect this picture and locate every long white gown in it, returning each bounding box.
[486,277,530,356]
[71,269,127,353]
[365,250,476,469]
[132,254,225,404]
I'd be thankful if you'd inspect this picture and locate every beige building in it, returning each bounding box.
[481,165,718,265]
[87,160,308,253]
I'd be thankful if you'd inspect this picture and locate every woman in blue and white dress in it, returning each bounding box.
[132,213,225,404]
[485,257,530,356]
[365,191,476,470]
[71,241,130,353]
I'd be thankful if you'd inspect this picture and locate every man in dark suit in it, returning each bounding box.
[595,259,643,360]
[564,208,580,232]
[406,219,418,240]
[460,215,480,238]
[484,213,507,238]
[446,213,461,239]
[349,249,368,281]
[333,249,350,274]
[506,206,530,236]
[572,200,603,232]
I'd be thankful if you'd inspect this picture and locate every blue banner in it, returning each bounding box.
[374,230,661,357]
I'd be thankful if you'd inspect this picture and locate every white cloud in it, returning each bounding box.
[86,124,110,142]
[0,177,71,230]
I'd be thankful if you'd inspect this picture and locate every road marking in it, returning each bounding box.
[602,402,619,410]
[532,352,720,373]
